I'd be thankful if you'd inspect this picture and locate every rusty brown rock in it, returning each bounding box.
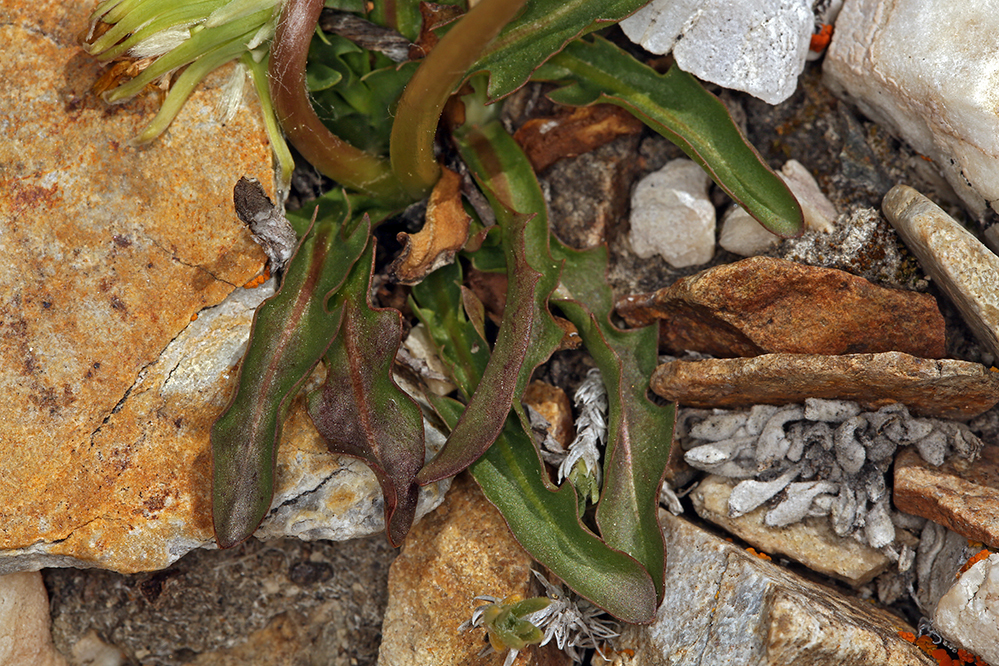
[523,381,575,450]
[651,352,999,419]
[378,474,568,666]
[894,445,999,550]
[616,256,945,358]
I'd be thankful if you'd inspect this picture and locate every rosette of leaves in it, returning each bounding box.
[84,0,802,622]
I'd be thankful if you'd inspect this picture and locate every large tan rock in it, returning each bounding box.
[615,256,945,358]
[379,474,566,666]
[651,352,999,419]
[894,445,999,550]
[0,0,450,574]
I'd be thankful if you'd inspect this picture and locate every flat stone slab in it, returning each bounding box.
[690,475,891,586]
[894,444,999,550]
[616,511,933,665]
[616,256,945,358]
[652,352,999,419]
[883,184,999,361]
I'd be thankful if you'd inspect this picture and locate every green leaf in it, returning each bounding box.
[468,0,649,101]
[551,240,675,601]
[534,36,803,237]
[416,123,564,484]
[307,240,425,547]
[211,211,370,548]
[433,396,659,624]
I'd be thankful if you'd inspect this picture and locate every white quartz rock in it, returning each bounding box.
[629,159,715,268]
[824,0,999,218]
[621,0,813,104]
[720,160,838,256]
[934,553,999,665]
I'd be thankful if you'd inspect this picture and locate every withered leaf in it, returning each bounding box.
[513,104,644,172]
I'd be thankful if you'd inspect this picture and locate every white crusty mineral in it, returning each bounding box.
[824,0,999,218]
[628,159,715,268]
[621,0,813,104]
[934,553,999,665]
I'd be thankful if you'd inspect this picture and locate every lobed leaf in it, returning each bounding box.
[416,122,564,485]
[307,240,425,547]
[534,36,803,237]
[211,211,370,548]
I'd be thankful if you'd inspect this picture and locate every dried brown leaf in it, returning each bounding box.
[513,104,644,172]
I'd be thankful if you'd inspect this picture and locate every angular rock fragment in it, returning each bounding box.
[691,476,891,586]
[883,184,999,360]
[628,159,715,268]
[651,352,999,419]
[824,2,999,217]
[621,0,812,104]
[0,572,67,666]
[616,257,945,358]
[378,475,565,666]
[894,445,999,550]
[934,553,999,666]
[615,511,932,665]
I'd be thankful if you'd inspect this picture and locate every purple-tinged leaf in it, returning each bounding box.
[416,123,564,485]
[307,241,425,547]
[212,212,370,549]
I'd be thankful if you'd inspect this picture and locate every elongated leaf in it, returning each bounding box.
[431,380,658,625]
[468,0,649,101]
[416,124,564,484]
[534,36,803,237]
[454,122,673,601]
[552,240,674,601]
[212,213,370,548]
[307,240,425,547]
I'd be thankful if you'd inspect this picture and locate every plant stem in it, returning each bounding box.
[389,0,527,200]
[268,0,407,202]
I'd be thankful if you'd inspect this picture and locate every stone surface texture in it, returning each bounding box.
[883,184,999,361]
[621,0,812,104]
[652,352,999,419]
[609,511,932,666]
[824,0,999,218]
[0,572,67,666]
[616,257,945,358]
[894,445,999,550]
[934,553,999,666]
[628,159,716,268]
[378,474,566,666]
[0,0,449,574]
[691,475,890,586]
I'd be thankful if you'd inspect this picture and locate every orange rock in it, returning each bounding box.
[523,381,575,450]
[894,445,999,550]
[616,256,946,358]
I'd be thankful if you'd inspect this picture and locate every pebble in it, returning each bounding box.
[616,256,946,358]
[691,475,891,586]
[651,352,999,419]
[894,444,999,550]
[620,0,813,104]
[883,184,999,361]
[934,553,999,666]
[613,511,932,665]
[0,572,67,666]
[824,1,999,218]
[628,159,715,268]
[720,160,838,257]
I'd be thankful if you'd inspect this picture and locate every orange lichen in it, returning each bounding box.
[809,24,833,52]
[959,549,991,576]
[745,547,772,561]
[243,267,271,288]
[190,312,198,321]
[898,631,916,643]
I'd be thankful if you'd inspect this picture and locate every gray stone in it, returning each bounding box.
[616,510,931,664]
[934,553,999,665]
[621,0,813,104]
[824,1,999,218]
[883,184,999,360]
